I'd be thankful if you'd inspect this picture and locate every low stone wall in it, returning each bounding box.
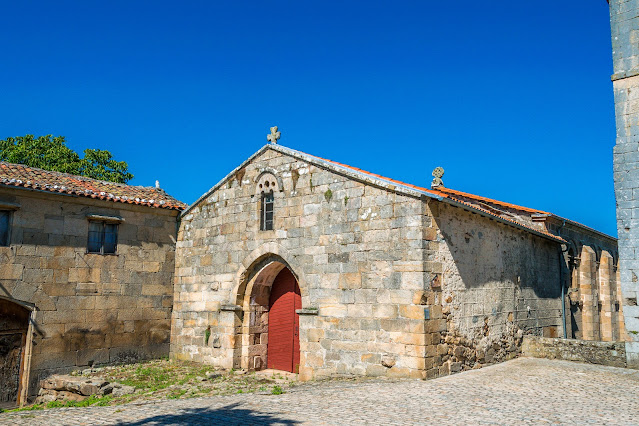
[521,336,627,368]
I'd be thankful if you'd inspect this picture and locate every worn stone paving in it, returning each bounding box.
[2,358,639,425]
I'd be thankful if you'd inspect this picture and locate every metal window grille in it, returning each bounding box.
[87,221,118,254]
[261,191,274,231]
[0,211,10,246]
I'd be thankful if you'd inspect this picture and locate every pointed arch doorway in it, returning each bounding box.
[267,268,301,373]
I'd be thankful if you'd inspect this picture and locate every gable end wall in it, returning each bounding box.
[171,149,439,379]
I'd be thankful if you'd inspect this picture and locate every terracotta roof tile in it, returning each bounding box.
[431,186,550,215]
[0,162,186,210]
[305,152,564,243]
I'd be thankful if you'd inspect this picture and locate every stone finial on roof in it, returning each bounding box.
[267,126,281,144]
[431,167,444,188]
[155,180,160,189]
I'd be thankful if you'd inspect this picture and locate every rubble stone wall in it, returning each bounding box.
[433,202,563,373]
[522,335,627,368]
[0,188,178,395]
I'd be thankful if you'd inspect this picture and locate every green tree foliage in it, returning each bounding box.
[0,135,134,183]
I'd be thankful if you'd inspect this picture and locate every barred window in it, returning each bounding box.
[0,211,10,246]
[261,191,274,231]
[87,221,118,254]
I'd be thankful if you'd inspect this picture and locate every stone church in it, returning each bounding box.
[0,135,626,406]
[170,137,625,381]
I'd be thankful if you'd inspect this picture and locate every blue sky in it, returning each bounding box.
[0,1,618,235]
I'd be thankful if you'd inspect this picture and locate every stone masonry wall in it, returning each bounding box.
[172,146,573,381]
[610,0,639,367]
[172,148,437,380]
[433,202,563,374]
[0,188,178,394]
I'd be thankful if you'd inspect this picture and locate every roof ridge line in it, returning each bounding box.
[0,161,186,210]
[0,160,143,188]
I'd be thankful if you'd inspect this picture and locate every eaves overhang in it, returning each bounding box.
[440,197,566,244]
[548,214,617,242]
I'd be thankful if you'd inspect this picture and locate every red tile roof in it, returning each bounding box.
[305,152,564,242]
[432,186,550,215]
[0,162,186,210]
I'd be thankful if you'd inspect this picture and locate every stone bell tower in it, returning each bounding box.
[609,0,639,367]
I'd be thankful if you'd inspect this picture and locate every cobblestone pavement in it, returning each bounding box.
[2,358,638,425]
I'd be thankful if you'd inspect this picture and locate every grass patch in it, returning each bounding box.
[113,362,212,393]
[44,395,114,409]
[2,404,44,413]
[4,359,299,412]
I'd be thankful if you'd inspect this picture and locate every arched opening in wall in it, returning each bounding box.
[237,256,301,373]
[0,298,31,408]
[255,172,282,232]
[578,246,599,341]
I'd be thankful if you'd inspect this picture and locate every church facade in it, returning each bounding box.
[171,143,625,380]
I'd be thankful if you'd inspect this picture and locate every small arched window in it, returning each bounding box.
[257,173,278,231]
[261,190,274,230]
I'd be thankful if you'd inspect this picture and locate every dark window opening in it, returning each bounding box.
[261,191,274,231]
[0,211,10,246]
[88,221,118,254]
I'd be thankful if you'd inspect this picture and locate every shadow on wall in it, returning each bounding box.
[435,207,562,299]
[114,403,300,425]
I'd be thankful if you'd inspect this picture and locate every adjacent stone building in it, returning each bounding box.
[171,143,625,380]
[0,162,185,406]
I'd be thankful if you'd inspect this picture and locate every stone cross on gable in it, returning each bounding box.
[267,126,281,144]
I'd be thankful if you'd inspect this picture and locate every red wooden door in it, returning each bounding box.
[267,268,301,373]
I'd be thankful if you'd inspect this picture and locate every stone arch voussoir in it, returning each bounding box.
[231,242,308,308]
[229,242,306,371]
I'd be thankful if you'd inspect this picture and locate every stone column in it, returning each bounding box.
[579,247,599,341]
[598,252,614,342]
[609,0,639,366]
